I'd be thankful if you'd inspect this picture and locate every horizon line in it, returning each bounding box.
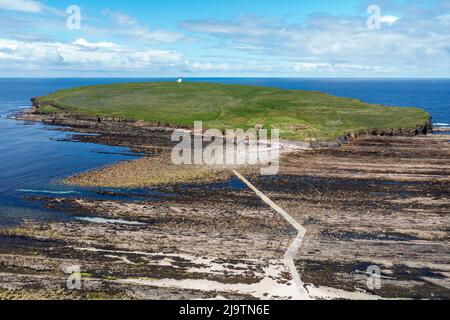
[1,76,450,80]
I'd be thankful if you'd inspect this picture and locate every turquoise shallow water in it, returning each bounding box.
[0,78,449,226]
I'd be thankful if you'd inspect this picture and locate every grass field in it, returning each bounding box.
[35,82,430,140]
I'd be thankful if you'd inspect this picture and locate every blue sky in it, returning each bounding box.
[0,0,449,77]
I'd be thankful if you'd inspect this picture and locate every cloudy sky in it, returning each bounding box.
[0,0,449,77]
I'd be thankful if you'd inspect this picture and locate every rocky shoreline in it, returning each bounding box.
[1,105,448,300]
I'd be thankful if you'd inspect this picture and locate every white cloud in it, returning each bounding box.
[103,10,184,43]
[185,60,275,74]
[104,10,138,26]
[179,11,450,76]
[129,28,183,43]
[0,5,185,75]
[181,17,272,36]
[0,0,43,13]
[74,38,119,49]
[437,14,450,22]
[189,62,234,71]
[293,62,382,72]
[0,38,183,72]
[380,15,400,25]
[0,1,449,76]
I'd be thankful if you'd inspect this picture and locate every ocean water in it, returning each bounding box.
[0,79,143,225]
[0,78,449,225]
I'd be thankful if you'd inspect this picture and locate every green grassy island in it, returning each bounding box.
[35,82,429,140]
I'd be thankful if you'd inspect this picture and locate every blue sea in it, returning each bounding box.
[0,78,449,225]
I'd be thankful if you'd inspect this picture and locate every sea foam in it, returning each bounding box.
[17,189,80,195]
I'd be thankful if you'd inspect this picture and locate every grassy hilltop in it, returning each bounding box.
[35,82,429,140]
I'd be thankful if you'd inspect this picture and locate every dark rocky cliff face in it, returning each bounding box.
[349,120,432,139]
[312,120,433,148]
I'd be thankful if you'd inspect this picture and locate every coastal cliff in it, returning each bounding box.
[30,96,434,149]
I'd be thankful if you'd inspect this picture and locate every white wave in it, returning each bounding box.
[17,189,80,195]
[76,217,145,226]
[17,106,31,109]
[434,123,450,126]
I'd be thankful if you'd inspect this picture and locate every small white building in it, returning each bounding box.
[177,77,183,83]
